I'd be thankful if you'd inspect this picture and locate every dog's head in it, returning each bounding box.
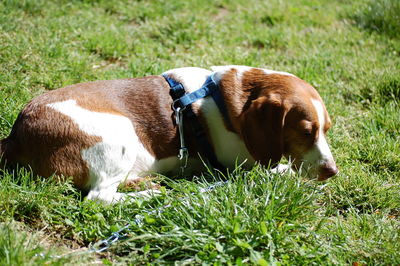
[214,66,338,180]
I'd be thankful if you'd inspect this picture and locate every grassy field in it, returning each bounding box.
[1,0,399,264]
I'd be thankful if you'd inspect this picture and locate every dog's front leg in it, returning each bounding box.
[87,175,161,203]
[86,174,130,203]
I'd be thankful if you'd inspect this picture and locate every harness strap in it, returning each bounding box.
[164,75,186,99]
[163,74,226,171]
[173,76,230,120]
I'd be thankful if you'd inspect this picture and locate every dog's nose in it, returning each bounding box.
[318,163,338,180]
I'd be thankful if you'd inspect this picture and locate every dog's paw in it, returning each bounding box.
[271,164,295,175]
[120,177,161,192]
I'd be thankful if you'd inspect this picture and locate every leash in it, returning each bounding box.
[163,74,230,172]
[163,75,188,170]
[34,180,229,260]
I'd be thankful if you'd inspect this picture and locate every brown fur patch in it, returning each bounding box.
[7,103,101,189]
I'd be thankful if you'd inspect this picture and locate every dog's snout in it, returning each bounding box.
[318,163,338,180]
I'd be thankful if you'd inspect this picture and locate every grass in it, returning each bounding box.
[353,0,400,39]
[0,0,399,264]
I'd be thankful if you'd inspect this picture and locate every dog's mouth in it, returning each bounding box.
[316,175,331,181]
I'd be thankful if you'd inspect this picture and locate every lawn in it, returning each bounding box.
[0,0,399,264]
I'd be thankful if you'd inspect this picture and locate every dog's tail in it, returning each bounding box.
[0,137,15,171]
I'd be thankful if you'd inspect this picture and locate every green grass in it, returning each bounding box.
[353,0,400,39]
[1,0,400,264]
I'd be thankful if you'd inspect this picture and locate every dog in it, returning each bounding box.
[0,65,338,203]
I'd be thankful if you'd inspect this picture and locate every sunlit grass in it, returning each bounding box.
[1,0,399,264]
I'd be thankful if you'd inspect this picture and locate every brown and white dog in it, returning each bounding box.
[0,66,338,202]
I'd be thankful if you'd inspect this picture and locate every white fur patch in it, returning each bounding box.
[46,100,156,202]
[211,65,252,81]
[302,100,334,174]
[201,98,255,169]
[163,67,212,94]
[211,65,294,84]
[312,99,334,162]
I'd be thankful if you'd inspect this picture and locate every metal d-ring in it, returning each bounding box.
[171,99,186,112]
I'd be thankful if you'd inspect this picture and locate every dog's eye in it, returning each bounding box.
[304,131,312,137]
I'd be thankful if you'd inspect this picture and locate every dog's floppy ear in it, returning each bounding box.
[239,96,286,167]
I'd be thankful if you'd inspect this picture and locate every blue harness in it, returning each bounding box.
[163,74,229,171]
